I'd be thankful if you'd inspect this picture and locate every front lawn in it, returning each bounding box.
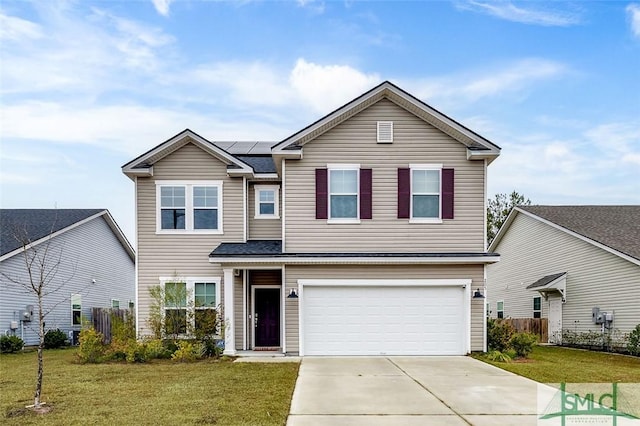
[0,349,299,425]
[473,345,640,383]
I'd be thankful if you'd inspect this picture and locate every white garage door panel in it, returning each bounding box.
[303,286,466,356]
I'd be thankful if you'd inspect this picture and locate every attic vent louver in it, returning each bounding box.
[377,121,393,143]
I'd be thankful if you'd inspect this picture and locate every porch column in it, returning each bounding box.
[223,268,236,355]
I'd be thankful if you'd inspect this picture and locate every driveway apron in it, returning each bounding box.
[287,356,544,426]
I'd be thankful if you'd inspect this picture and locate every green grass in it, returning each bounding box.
[473,345,640,383]
[1,348,299,425]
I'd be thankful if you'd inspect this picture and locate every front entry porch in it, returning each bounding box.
[223,268,284,355]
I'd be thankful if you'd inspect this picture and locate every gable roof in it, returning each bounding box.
[272,80,501,163]
[490,206,640,266]
[121,129,255,180]
[0,209,134,262]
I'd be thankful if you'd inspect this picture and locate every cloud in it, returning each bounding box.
[627,4,640,39]
[455,1,582,26]
[151,0,174,16]
[290,59,380,112]
[296,0,325,14]
[408,58,567,105]
[0,12,43,40]
[1,101,289,156]
[0,6,175,96]
[488,120,640,205]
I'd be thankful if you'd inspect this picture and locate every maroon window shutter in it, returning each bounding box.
[397,168,410,219]
[315,168,328,219]
[442,168,454,219]
[360,169,372,219]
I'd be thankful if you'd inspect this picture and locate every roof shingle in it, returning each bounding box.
[520,206,640,261]
[1,209,104,257]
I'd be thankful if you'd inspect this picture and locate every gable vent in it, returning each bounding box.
[377,121,393,143]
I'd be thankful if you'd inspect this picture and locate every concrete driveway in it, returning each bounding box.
[287,356,544,426]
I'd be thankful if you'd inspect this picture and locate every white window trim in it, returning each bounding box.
[155,180,223,234]
[409,163,443,224]
[254,185,280,219]
[159,276,222,337]
[533,296,542,318]
[497,300,504,319]
[327,164,361,224]
[71,293,82,326]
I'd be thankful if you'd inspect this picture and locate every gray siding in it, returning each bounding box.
[248,183,282,240]
[284,98,485,253]
[284,264,485,354]
[487,212,640,335]
[0,216,134,346]
[136,142,243,336]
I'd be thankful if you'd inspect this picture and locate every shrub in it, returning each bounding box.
[0,335,24,353]
[44,329,68,349]
[144,338,172,359]
[486,350,512,363]
[201,337,224,358]
[487,318,514,352]
[124,341,148,363]
[628,324,640,356]
[76,327,106,363]
[171,340,204,362]
[510,332,538,358]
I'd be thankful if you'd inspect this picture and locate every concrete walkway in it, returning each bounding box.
[287,356,547,426]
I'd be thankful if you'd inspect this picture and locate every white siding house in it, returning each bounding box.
[0,209,135,346]
[487,206,640,344]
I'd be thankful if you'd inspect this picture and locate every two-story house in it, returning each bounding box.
[122,81,501,356]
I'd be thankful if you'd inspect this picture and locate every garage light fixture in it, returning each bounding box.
[473,288,485,298]
[287,289,299,299]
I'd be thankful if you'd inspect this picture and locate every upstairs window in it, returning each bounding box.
[412,168,441,219]
[316,166,372,222]
[254,185,280,219]
[533,297,542,319]
[398,165,454,221]
[156,181,223,233]
[330,168,359,219]
[160,186,185,229]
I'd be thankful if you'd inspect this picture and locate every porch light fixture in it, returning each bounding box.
[287,289,299,299]
[473,288,485,298]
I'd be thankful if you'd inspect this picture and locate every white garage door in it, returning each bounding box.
[302,285,467,356]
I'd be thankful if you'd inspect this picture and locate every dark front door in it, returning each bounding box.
[254,288,280,347]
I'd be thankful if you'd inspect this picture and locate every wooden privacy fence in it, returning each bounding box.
[92,308,134,344]
[497,318,548,343]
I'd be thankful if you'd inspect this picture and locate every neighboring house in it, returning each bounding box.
[0,209,135,346]
[487,206,640,344]
[122,81,501,356]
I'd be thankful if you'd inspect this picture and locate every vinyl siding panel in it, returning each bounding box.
[234,274,243,350]
[136,142,242,336]
[0,216,134,346]
[284,264,484,354]
[284,99,485,253]
[248,183,282,240]
[487,213,640,335]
